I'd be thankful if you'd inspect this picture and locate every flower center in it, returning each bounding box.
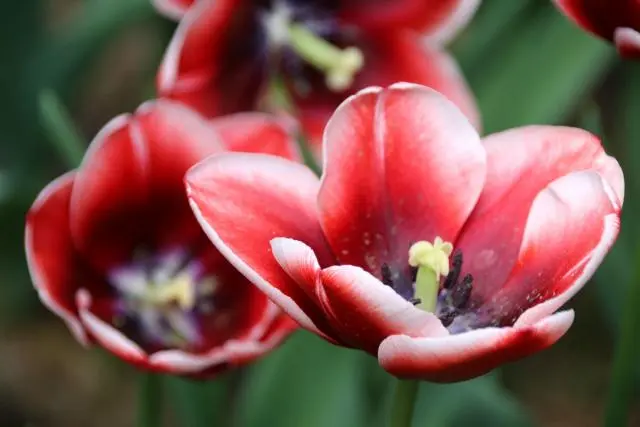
[261,1,364,91]
[109,250,217,350]
[381,237,478,332]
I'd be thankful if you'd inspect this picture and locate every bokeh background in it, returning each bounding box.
[1,0,639,426]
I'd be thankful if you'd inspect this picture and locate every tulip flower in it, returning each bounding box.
[155,0,481,154]
[186,83,624,382]
[554,0,640,59]
[26,101,299,375]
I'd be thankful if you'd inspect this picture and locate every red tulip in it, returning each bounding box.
[26,101,299,376]
[554,0,640,59]
[186,83,624,382]
[156,0,481,155]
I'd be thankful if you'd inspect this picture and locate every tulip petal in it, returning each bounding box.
[211,112,300,160]
[378,310,574,382]
[318,83,484,279]
[456,126,623,298]
[489,171,621,326]
[553,0,640,50]
[77,289,147,365]
[25,172,88,345]
[339,0,479,35]
[295,33,480,150]
[319,265,449,353]
[614,27,640,59]
[157,0,262,118]
[152,0,196,20]
[186,153,337,338]
[69,103,224,271]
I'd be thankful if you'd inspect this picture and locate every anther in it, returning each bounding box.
[381,263,394,287]
[451,274,474,308]
[442,252,463,290]
[409,297,422,306]
[438,307,457,327]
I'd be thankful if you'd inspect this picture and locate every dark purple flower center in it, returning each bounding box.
[108,248,217,350]
[380,251,484,334]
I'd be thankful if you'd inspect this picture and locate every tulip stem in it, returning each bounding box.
[138,373,163,427]
[389,379,419,427]
[603,245,640,427]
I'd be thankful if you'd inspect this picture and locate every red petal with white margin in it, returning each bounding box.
[157,0,261,118]
[211,112,300,160]
[615,27,640,59]
[25,172,88,345]
[186,153,337,338]
[318,83,484,275]
[487,171,621,326]
[152,0,196,20]
[69,102,224,271]
[319,265,448,353]
[339,0,479,35]
[295,32,480,151]
[378,310,574,382]
[455,126,623,300]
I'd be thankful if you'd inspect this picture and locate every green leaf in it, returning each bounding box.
[236,332,369,427]
[469,5,616,133]
[412,374,532,427]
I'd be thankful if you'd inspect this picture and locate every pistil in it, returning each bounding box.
[408,237,453,313]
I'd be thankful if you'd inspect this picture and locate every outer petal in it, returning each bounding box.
[210,112,300,161]
[486,171,621,326]
[456,126,623,298]
[338,0,479,35]
[318,83,484,280]
[553,0,640,50]
[157,0,263,118]
[378,310,574,382]
[152,0,196,20]
[186,153,337,338]
[25,172,88,345]
[319,265,449,353]
[614,27,640,59]
[295,32,480,150]
[69,102,224,271]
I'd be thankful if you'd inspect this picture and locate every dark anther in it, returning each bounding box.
[381,263,394,287]
[438,307,457,327]
[409,297,422,306]
[451,274,474,308]
[410,266,418,282]
[442,252,463,289]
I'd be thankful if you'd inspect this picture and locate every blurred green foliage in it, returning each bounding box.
[1,0,639,426]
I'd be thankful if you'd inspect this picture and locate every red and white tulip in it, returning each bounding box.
[186,83,624,382]
[25,101,299,376]
[156,0,481,155]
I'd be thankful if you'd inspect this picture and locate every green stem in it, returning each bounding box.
[389,380,419,427]
[138,373,163,427]
[38,89,85,167]
[603,247,640,427]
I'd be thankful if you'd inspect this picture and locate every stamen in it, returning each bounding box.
[381,263,394,287]
[451,274,474,309]
[442,252,462,289]
[409,297,422,306]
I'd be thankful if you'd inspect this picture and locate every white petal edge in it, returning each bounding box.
[25,172,89,346]
[423,0,481,45]
[186,155,324,336]
[514,172,621,326]
[614,27,640,57]
[152,0,190,20]
[378,309,575,373]
[76,289,146,361]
